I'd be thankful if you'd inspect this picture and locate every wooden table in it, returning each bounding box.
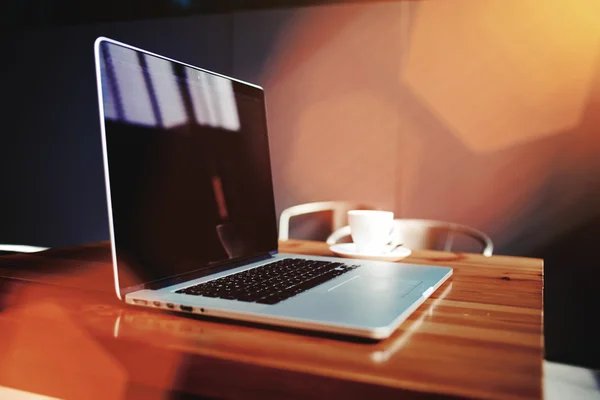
[0,240,543,399]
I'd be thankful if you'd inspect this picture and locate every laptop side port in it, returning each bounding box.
[153,301,161,307]
[180,305,193,312]
[132,299,147,305]
[166,303,175,309]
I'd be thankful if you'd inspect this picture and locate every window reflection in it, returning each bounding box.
[99,50,118,120]
[185,67,241,131]
[100,44,241,132]
[104,44,157,127]
[144,54,187,128]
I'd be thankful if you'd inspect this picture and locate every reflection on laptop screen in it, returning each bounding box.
[97,40,278,291]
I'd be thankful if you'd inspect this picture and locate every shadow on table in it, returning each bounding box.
[531,214,600,370]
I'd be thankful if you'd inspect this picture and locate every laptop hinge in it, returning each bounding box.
[129,252,276,292]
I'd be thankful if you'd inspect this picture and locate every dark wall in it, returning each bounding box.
[0,14,233,247]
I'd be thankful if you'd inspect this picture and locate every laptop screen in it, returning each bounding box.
[95,39,278,293]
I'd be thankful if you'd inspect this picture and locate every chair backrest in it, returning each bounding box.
[278,201,375,241]
[327,219,494,256]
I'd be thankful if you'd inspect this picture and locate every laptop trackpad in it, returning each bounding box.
[327,275,422,298]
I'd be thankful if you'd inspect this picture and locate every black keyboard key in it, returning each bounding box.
[199,291,219,298]
[235,296,256,302]
[255,295,281,305]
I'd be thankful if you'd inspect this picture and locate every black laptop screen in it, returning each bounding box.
[96,39,278,292]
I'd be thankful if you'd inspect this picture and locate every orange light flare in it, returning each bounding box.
[398,0,600,247]
[0,254,185,399]
[401,0,600,153]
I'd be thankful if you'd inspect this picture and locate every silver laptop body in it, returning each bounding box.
[94,37,452,340]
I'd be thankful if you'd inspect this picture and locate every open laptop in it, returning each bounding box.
[94,37,452,340]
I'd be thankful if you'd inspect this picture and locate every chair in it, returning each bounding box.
[279,201,493,256]
[278,201,375,242]
[328,219,494,256]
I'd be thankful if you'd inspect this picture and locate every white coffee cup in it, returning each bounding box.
[348,210,397,254]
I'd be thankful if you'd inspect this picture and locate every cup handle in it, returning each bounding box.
[387,222,402,248]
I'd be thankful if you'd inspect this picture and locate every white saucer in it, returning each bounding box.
[329,243,411,262]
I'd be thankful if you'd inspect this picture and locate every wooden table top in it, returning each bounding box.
[0,240,543,399]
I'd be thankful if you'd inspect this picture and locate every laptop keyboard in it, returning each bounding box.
[175,258,359,305]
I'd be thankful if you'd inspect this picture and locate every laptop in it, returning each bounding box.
[94,37,452,340]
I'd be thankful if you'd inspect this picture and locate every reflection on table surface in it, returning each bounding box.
[0,240,543,399]
[112,282,452,363]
